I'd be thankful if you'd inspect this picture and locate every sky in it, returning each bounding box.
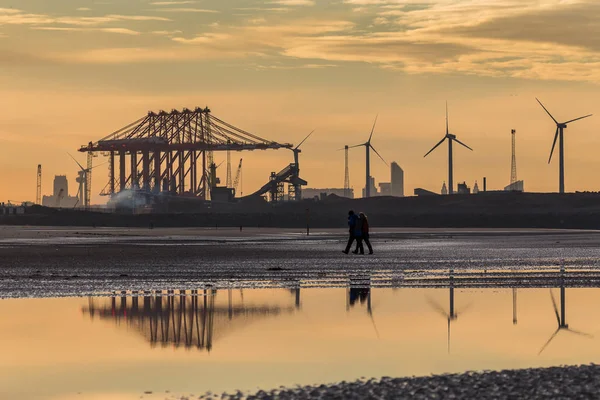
[1,0,600,203]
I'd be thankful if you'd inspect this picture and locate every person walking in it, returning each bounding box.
[352,212,365,255]
[343,210,360,254]
[358,212,373,255]
[353,212,373,254]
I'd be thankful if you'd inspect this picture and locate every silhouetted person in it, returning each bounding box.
[343,210,360,254]
[352,212,365,255]
[355,212,373,255]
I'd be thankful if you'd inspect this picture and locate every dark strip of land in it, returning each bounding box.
[3,192,600,229]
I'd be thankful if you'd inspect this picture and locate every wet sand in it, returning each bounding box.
[2,226,600,298]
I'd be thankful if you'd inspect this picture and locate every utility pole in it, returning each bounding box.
[511,129,517,184]
[36,165,42,205]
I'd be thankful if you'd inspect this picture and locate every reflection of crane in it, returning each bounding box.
[233,158,243,197]
[539,266,593,354]
[82,289,296,352]
[427,268,470,353]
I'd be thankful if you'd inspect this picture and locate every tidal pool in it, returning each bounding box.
[2,284,600,399]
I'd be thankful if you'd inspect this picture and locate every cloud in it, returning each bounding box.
[0,8,170,26]
[148,8,219,13]
[150,1,197,4]
[269,0,316,5]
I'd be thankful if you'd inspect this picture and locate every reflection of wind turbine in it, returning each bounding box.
[536,98,592,194]
[538,271,593,354]
[427,269,469,353]
[424,103,473,195]
[348,116,387,198]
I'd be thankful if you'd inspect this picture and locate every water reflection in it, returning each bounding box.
[82,289,295,351]
[5,267,600,399]
[539,266,594,354]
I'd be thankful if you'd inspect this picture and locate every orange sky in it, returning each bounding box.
[1,1,600,203]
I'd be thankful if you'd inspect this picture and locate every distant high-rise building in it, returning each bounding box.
[473,181,479,194]
[390,162,404,197]
[441,182,448,195]
[42,175,78,208]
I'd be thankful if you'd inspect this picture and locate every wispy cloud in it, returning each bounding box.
[148,8,219,13]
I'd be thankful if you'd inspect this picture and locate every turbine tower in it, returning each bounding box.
[511,129,517,185]
[424,103,473,195]
[536,98,592,194]
[344,145,350,198]
[349,116,387,198]
[36,164,42,205]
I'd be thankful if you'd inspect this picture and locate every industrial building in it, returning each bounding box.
[391,162,404,197]
[302,188,354,200]
[362,177,377,198]
[42,176,78,208]
[505,180,525,192]
[378,182,391,196]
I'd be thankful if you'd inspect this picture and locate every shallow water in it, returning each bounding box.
[3,285,600,400]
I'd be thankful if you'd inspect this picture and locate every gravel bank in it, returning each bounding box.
[216,364,599,399]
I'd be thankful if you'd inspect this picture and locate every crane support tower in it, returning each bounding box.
[79,107,294,201]
[36,164,42,205]
[511,129,517,184]
[233,159,243,196]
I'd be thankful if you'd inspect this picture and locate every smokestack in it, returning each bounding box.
[483,177,487,192]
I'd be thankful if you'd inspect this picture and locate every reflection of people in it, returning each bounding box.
[355,212,373,255]
[343,210,359,254]
[349,287,370,306]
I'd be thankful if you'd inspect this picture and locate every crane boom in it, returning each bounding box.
[233,158,243,196]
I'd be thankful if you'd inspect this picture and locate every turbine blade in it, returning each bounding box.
[538,329,560,355]
[536,98,559,125]
[446,101,449,135]
[368,115,378,144]
[295,129,315,150]
[565,328,594,338]
[424,137,446,158]
[564,114,593,124]
[426,297,450,319]
[348,143,365,149]
[370,145,388,166]
[68,153,85,171]
[90,161,108,171]
[548,128,559,164]
[550,290,560,326]
[453,138,473,151]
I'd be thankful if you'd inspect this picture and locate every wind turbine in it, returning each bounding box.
[289,130,315,201]
[536,98,592,194]
[69,153,104,208]
[538,267,593,354]
[348,116,387,198]
[424,103,473,195]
